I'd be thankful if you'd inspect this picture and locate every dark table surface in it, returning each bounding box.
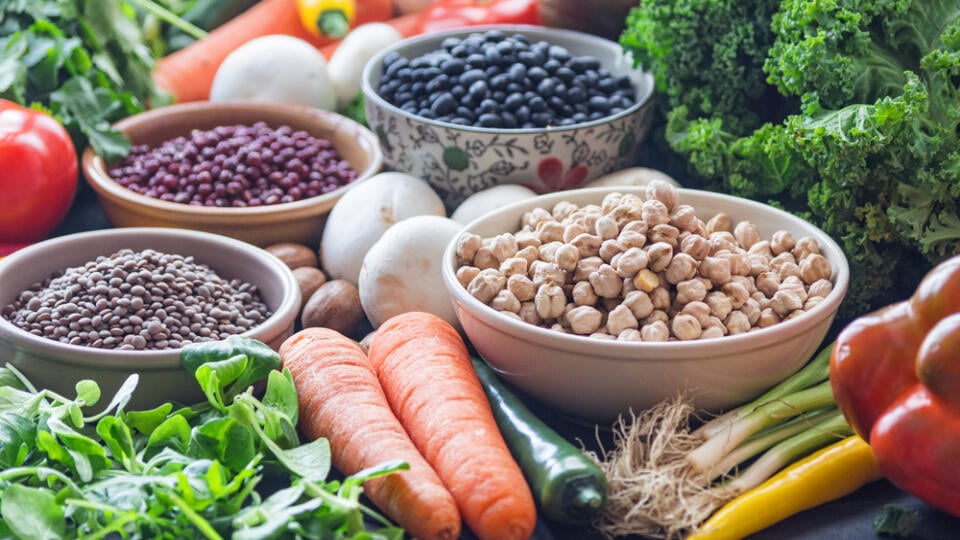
[50,184,960,540]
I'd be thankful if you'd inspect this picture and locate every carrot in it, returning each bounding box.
[367,312,538,540]
[279,327,462,540]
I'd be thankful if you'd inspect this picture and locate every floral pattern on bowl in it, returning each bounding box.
[362,25,657,209]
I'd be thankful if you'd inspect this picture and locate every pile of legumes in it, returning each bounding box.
[376,30,637,128]
[108,123,356,207]
[1,249,271,350]
[454,180,835,341]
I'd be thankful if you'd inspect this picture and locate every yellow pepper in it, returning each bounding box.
[688,435,883,540]
[296,0,356,39]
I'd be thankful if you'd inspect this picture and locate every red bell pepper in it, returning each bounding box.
[830,254,960,517]
[0,100,78,245]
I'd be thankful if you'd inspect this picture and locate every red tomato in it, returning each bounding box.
[0,100,78,243]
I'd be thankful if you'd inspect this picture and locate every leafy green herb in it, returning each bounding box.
[0,339,406,539]
[0,0,172,160]
[874,504,919,538]
[622,0,960,318]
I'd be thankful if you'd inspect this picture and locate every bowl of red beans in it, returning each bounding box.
[82,101,383,247]
[362,25,656,209]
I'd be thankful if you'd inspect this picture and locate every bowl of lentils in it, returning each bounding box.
[0,227,300,408]
[82,101,383,247]
[441,182,850,423]
[361,25,656,209]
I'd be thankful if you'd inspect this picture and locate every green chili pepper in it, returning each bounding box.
[471,356,608,525]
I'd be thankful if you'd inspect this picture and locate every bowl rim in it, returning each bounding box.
[0,227,300,370]
[81,101,383,219]
[361,24,656,134]
[442,186,851,360]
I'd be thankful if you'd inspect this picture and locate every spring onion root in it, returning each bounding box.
[592,343,849,540]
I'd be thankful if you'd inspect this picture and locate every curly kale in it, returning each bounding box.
[623,0,960,317]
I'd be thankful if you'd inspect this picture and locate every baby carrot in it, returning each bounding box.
[367,312,538,540]
[279,327,461,540]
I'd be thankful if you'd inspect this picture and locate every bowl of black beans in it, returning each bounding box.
[361,25,656,208]
[82,101,383,248]
[0,227,301,407]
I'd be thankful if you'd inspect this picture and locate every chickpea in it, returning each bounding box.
[756,271,781,298]
[589,264,623,299]
[598,239,623,262]
[620,219,648,238]
[516,245,540,266]
[705,291,734,320]
[701,326,726,340]
[572,280,599,306]
[499,256,528,277]
[614,247,650,278]
[456,266,480,288]
[670,204,698,232]
[741,297,762,325]
[507,273,536,302]
[758,307,781,328]
[675,279,709,305]
[643,309,670,326]
[606,304,639,335]
[672,313,703,340]
[473,245,500,270]
[706,212,733,234]
[780,275,808,302]
[709,232,738,255]
[808,278,834,299]
[574,256,604,282]
[456,233,483,263]
[800,253,832,284]
[680,233,710,260]
[642,199,671,226]
[554,243,580,272]
[647,242,674,272]
[650,286,671,310]
[681,301,712,327]
[534,283,567,320]
[725,251,751,276]
[618,328,643,342]
[565,305,604,335]
[700,255,732,285]
[600,192,624,214]
[649,223,681,250]
[552,200,579,221]
[748,240,774,260]
[724,310,751,335]
[490,289,521,313]
[610,202,644,228]
[514,230,542,250]
[804,296,825,311]
[720,280,750,309]
[770,230,796,255]
[518,301,541,325]
[734,221,761,249]
[665,253,699,284]
[530,260,566,288]
[537,220,565,243]
[490,233,519,262]
[570,232,603,258]
[770,289,803,317]
[633,268,661,293]
[747,253,771,276]
[522,207,553,229]
[467,269,506,304]
[793,236,821,260]
[595,214,620,240]
[641,320,670,342]
[645,179,679,210]
[622,290,655,320]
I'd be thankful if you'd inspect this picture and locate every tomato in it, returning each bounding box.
[0,99,78,243]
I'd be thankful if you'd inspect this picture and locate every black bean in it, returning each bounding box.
[459,68,487,87]
[527,66,548,83]
[441,57,466,76]
[468,80,489,101]
[432,93,458,116]
[505,92,524,111]
[478,113,503,128]
[466,53,487,68]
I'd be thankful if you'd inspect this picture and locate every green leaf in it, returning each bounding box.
[86,374,138,422]
[181,336,281,400]
[123,402,174,436]
[270,437,332,483]
[262,368,299,426]
[145,414,192,456]
[0,411,35,468]
[96,415,137,471]
[1,484,66,540]
[75,380,100,407]
[190,416,256,472]
[0,366,29,392]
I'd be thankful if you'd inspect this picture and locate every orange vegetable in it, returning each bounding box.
[279,327,462,540]
[154,0,324,103]
[367,312,538,540]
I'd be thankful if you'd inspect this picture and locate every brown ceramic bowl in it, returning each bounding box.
[0,227,300,408]
[82,102,383,247]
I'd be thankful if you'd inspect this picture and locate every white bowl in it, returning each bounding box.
[0,227,300,408]
[362,25,656,208]
[441,187,850,423]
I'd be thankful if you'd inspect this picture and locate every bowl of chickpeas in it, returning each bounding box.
[362,25,656,209]
[441,182,850,423]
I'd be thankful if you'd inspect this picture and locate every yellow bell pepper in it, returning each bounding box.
[296,0,356,39]
[688,435,883,540]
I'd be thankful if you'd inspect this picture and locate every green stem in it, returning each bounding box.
[696,407,841,484]
[686,380,837,474]
[128,0,209,40]
[722,413,853,495]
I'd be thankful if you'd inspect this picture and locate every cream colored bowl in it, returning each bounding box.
[0,227,300,408]
[82,102,383,247]
[442,187,850,423]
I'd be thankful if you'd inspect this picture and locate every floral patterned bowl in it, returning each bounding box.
[361,25,656,209]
